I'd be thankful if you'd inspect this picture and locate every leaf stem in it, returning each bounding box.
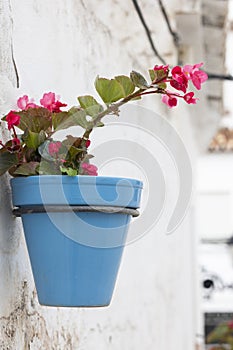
[80,86,162,151]
[12,126,18,140]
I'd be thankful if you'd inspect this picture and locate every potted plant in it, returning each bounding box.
[0,63,207,307]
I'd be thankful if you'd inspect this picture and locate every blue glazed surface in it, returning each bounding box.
[11,175,143,306]
[11,175,143,208]
[22,211,129,306]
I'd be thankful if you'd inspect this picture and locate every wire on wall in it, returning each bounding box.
[131,1,233,80]
[158,0,180,48]
[207,73,233,81]
[131,0,166,64]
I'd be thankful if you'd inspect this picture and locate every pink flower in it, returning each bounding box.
[85,140,91,148]
[48,141,62,156]
[170,66,188,93]
[17,95,38,110]
[81,163,98,176]
[183,63,208,90]
[162,94,177,108]
[6,111,21,130]
[40,92,67,113]
[228,321,233,330]
[183,63,203,78]
[184,92,197,104]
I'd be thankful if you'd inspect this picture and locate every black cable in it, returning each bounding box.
[207,73,233,81]
[131,0,166,64]
[131,0,233,79]
[11,42,19,88]
[158,0,180,48]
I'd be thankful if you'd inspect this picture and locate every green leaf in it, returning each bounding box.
[52,109,89,131]
[38,160,62,175]
[66,146,83,159]
[38,140,54,161]
[69,108,90,129]
[61,136,83,164]
[149,69,156,82]
[38,140,68,163]
[78,95,103,116]
[24,148,41,163]
[96,121,104,127]
[60,166,78,176]
[82,153,94,161]
[13,162,39,176]
[157,82,167,89]
[114,75,135,97]
[16,108,51,133]
[22,130,46,150]
[95,77,124,103]
[0,151,18,176]
[62,135,82,148]
[130,71,150,89]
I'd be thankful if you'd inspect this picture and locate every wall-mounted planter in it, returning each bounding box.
[11,175,143,307]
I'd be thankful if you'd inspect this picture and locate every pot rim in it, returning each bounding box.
[11,175,143,189]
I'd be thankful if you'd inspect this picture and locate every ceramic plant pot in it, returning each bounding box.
[11,175,143,307]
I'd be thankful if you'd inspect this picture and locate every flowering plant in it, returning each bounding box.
[0,63,207,177]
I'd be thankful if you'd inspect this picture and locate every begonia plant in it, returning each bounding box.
[0,63,207,177]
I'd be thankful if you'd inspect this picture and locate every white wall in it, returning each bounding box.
[0,1,201,349]
[196,155,233,349]
[197,155,233,240]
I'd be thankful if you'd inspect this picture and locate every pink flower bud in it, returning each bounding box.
[85,140,91,148]
[153,64,169,73]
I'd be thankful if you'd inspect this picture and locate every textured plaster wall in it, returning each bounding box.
[0,1,200,349]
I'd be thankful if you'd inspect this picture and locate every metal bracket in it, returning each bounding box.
[13,205,140,218]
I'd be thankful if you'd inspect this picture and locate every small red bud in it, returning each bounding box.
[86,140,91,148]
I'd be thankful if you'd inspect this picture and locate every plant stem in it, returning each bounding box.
[12,126,18,140]
[80,86,162,150]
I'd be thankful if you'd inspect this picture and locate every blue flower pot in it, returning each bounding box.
[11,176,143,307]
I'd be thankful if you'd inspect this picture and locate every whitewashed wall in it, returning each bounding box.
[0,1,202,349]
